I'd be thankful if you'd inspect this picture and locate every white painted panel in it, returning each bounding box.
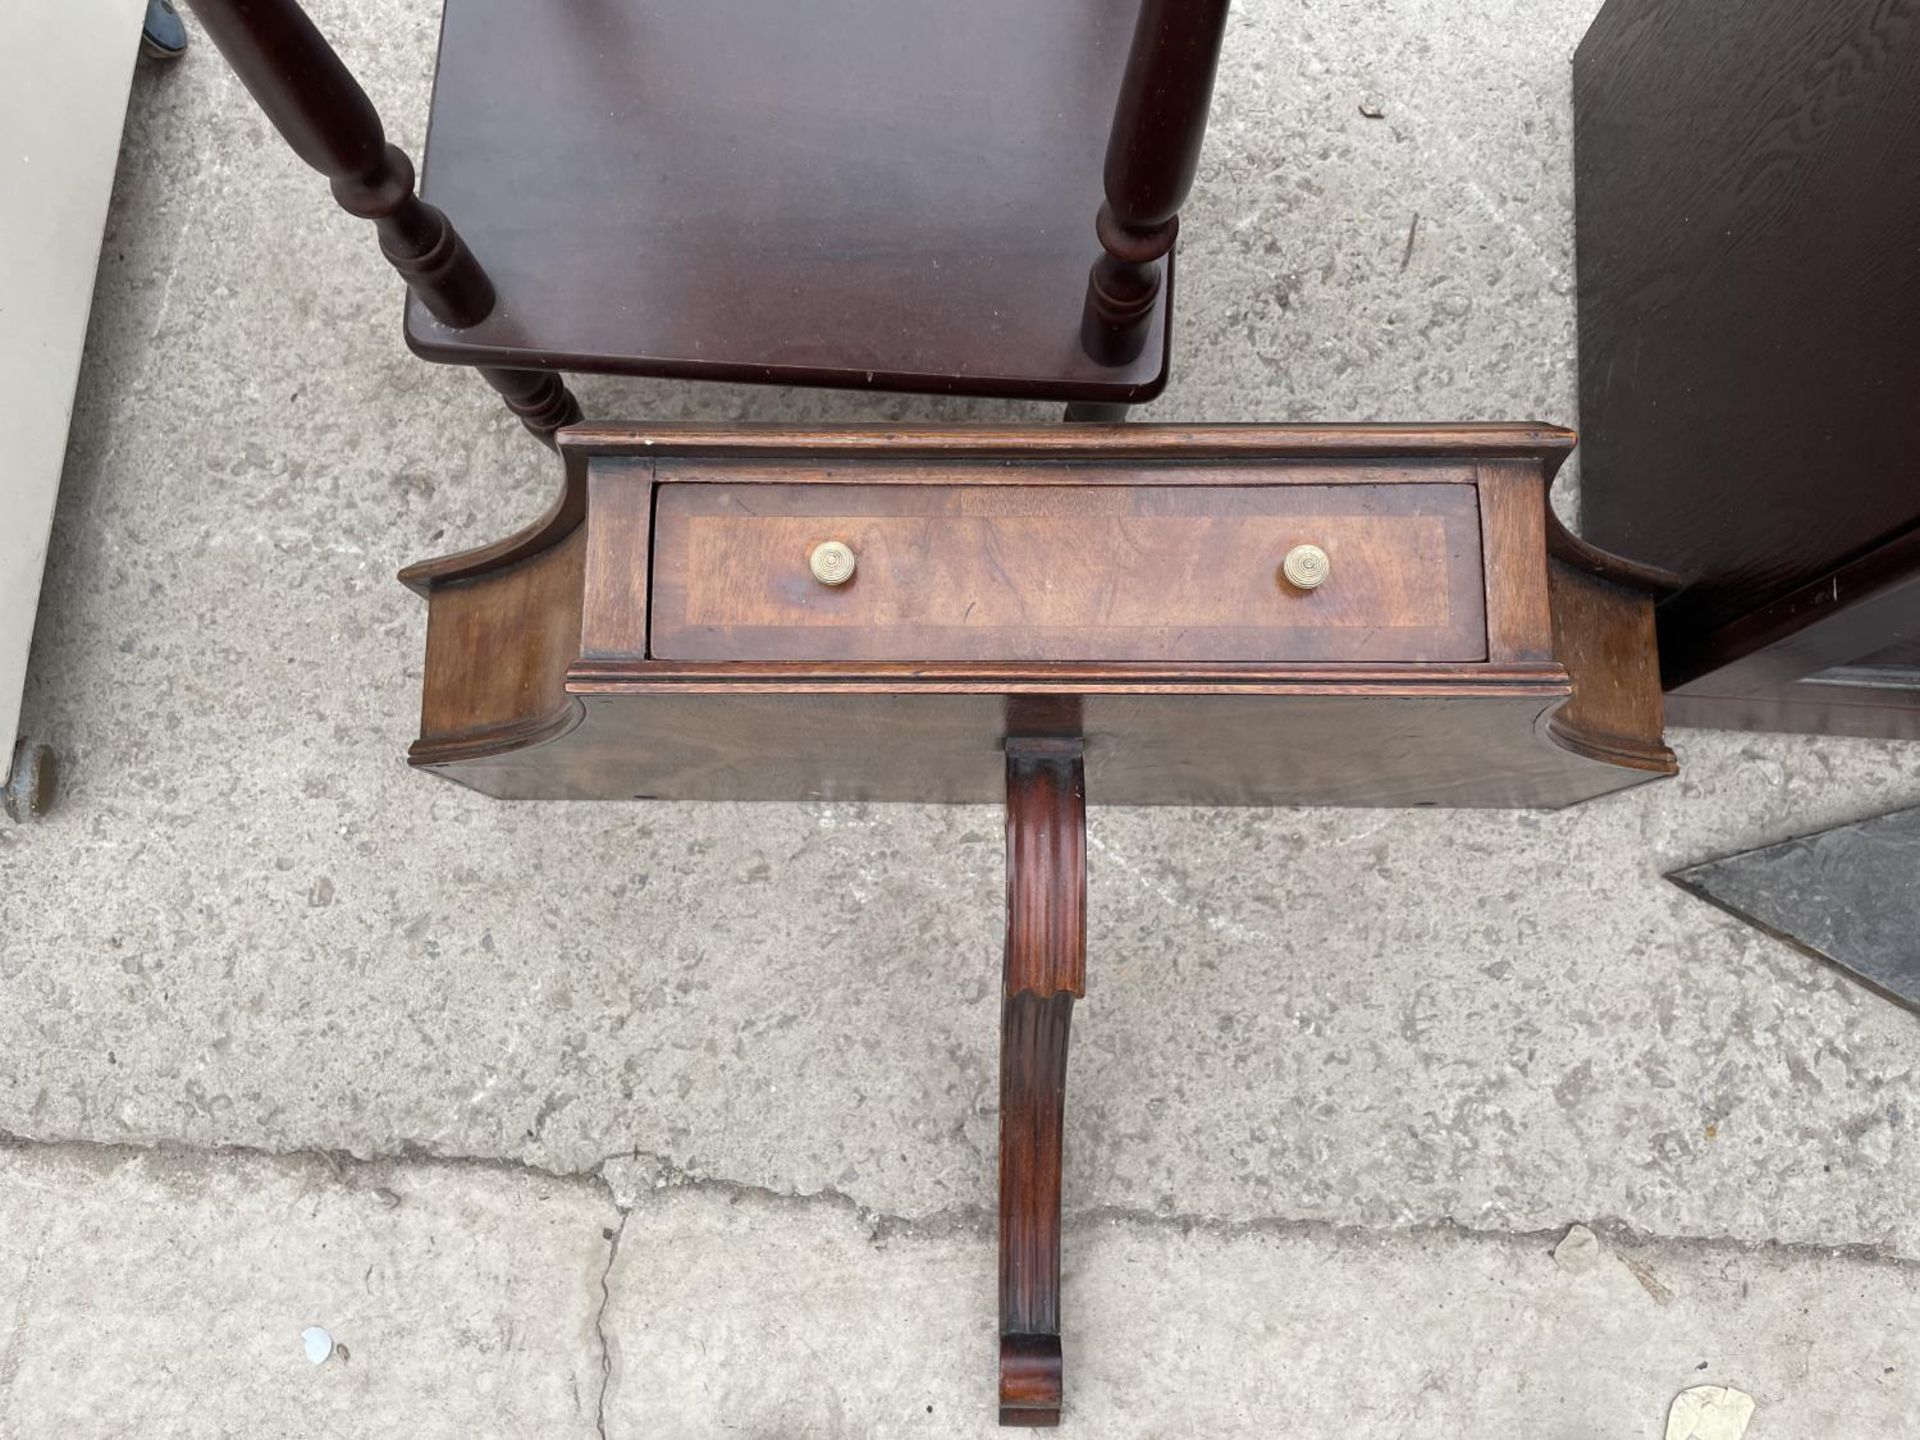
[0,1,145,771]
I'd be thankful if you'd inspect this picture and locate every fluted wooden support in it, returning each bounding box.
[183,0,495,328]
[1081,0,1232,366]
[999,738,1087,1427]
[479,368,585,448]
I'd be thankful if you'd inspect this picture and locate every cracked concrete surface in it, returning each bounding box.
[0,1141,612,1438]
[603,1189,1918,1438]
[6,1141,1915,1439]
[4,0,1919,1432]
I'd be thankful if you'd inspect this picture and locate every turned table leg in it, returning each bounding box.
[478,368,585,449]
[999,739,1087,1426]
[183,0,584,446]
[1081,0,1232,366]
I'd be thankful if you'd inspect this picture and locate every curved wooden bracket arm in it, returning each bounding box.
[999,739,1086,1426]
[396,445,588,595]
[1546,509,1683,595]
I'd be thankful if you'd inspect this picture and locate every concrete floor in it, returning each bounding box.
[4,0,1918,1434]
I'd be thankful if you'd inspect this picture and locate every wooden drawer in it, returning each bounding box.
[648,481,1487,663]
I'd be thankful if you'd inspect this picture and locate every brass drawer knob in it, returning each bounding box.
[809,540,857,586]
[1282,543,1330,591]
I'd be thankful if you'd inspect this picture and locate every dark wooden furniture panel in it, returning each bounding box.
[1574,0,1920,734]
[429,685,1654,810]
[184,0,1232,442]
[400,424,1672,1427]
[405,0,1186,402]
[649,481,1487,664]
[1661,528,1920,737]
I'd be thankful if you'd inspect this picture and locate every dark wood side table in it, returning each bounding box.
[401,424,1675,1425]
[1575,0,1920,736]
[182,0,1234,439]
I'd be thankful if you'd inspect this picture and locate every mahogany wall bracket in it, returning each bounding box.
[398,423,1676,1425]
[998,739,1088,1426]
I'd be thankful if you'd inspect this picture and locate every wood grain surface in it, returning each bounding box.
[559,422,1577,467]
[1477,460,1554,664]
[1577,0,1920,642]
[649,482,1487,664]
[417,527,586,751]
[998,743,1085,1426]
[403,424,1671,807]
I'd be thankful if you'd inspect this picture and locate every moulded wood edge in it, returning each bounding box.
[408,700,585,768]
[556,422,1579,465]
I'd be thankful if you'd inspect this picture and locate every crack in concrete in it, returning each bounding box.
[0,1125,604,1196]
[0,1223,47,1402]
[593,1209,629,1440]
[599,1148,995,1242]
[592,1149,1920,1274]
[1066,1203,1919,1274]
[3,1128,1914,1273]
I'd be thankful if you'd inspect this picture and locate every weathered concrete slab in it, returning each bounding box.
[605,1187,1920,1437]
[0,1144,612,1438]
[4,1143,1914,1437]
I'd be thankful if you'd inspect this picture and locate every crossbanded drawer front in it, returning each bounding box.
[647,481,1486,663]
